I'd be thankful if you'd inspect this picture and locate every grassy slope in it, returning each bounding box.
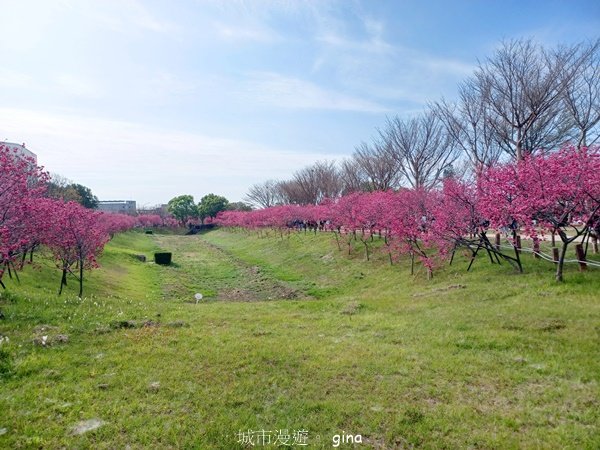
[0,229,599,449]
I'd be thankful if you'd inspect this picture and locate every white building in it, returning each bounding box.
[2,141,37,163]
[97,200,137,215]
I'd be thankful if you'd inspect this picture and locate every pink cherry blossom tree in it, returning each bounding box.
[44,201,110,297]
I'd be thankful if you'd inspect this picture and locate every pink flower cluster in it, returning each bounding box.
[217,146,600,280]
[0,145,173,295]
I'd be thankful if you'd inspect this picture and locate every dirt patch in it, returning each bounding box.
[166,320,189,328]
[341,301,364,316]
[218,283,299,301]
[153,234,307,303]
[502,318,567,332]
[70,419,105,435]
[412,284,466,298]
[33,324,58,333]
[219,288,260,301]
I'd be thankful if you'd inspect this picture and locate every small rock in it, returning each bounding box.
[0,428,7,435]
[33,335,50,346]
[97,383,109,390]
[55,334,69,344]
[148,381,160,392]
[134,254,146,262]
[70,418,105,435]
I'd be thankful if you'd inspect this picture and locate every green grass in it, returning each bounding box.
[1,229,599,449]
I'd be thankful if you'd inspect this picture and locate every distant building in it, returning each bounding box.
[2,141,37,163]
[137,204,169,216]
[97,200,137,215]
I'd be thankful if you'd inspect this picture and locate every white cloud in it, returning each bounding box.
[414,53,476,78]
[0,69,103,100]
[213,21,279,43]
[316,16,393,56]
[244,72,390,113]
[143,72,199,100]
[0,70,34,90]
[92,0,180,35]
[54,74,103,99]
[0,108,337,204]
[310,13,475,106]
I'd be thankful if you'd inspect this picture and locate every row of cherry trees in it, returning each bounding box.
[0,145,174,297]
[217,146,600,282]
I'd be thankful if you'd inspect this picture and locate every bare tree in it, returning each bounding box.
[276,179,303,205]
[474,38,581,160]
[245,179,282,209]
[339,158,367,194]
[434,77,503,176]
[562,39,600,148]
[353,136,402,191]
[279,160,342,205]
[383,109,459,189]
[46,173,82,203]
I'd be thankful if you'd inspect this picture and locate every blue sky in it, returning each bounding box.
[1,0,598,206]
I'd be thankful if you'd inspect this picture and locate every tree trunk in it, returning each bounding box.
[9,262,19,283]
[516,128,523,161]
[79,263,84,298]
[555,241,569,282]
[58,268,67,295]
[578,129,587,149]
[362,241,370,261]
[512,230,523,273]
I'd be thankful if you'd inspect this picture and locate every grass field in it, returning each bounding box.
[1,229,599,449]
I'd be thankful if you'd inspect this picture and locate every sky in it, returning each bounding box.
[1,0,599,207]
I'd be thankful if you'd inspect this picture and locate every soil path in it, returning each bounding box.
[151,234,301,302]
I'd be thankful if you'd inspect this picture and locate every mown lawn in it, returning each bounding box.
[0,229,599,449]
